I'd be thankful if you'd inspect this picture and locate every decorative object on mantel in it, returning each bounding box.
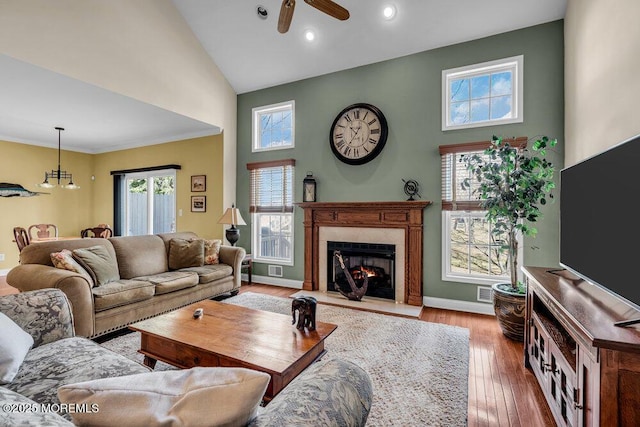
[302,172,316,202]
[334,251,368,301]
[0,183,48,197]
[291,296,317,330]
[217,204,246,246]
[402,178,421,201]
[37,127,80,189]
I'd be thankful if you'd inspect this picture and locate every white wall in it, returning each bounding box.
[565,0,640,166]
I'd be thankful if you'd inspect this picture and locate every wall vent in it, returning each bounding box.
[477,286,493,303]
[268,265,283,277]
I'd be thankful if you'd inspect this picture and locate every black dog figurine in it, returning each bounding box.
[291,296,317,331]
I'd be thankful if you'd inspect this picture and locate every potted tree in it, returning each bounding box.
[463,135,557,341]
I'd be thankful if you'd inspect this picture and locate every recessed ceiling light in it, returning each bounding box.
[257,5,268,20]
[304,30,316,42]
[382,5,396,20]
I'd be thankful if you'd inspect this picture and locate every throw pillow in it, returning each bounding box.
[72,246,120,287]
[202,239,222,265]
[50,249,94,286]
[0,312,34,384]
[58,367,270,427]
[168,238,204,270]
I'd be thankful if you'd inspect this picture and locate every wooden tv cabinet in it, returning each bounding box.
[523,267,640,426]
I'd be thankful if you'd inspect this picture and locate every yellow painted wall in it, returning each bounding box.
[1,134,224,271]
[0,140,93,269]
[0,1,238,221]
[92,135,225,240]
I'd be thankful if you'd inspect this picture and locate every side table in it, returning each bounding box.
[241,254,252,285]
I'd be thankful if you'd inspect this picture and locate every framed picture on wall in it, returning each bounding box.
[191,175,206,192]
[191,196,206,212]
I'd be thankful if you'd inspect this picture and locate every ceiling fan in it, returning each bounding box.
[278,0,350,34]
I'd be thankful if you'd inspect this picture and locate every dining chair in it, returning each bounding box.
[28,224,59,240]
[81,225,113,238]
[13,227,30,252]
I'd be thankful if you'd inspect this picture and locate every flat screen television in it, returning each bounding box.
[560,133,640,325]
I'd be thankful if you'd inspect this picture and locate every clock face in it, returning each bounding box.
[330,103,388,165]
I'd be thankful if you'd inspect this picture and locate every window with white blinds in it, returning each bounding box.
[247,159,295,265]
[247,159,295,213]
[438,138,525,285]
[439,137,527,211]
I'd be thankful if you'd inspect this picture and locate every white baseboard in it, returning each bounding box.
[0,269,10,276]
[242,274,303,289]
[423,296,495,316]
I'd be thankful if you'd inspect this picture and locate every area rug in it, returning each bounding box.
[100,292,470,426]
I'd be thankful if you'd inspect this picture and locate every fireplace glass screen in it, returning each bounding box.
[327,241,395,300]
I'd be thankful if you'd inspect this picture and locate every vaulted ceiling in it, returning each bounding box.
[0,0,566,153]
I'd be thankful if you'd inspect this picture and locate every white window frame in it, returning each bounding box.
[252,100,295,152]
[247,160,295,266]
[251,212,294,266]
[122,169,176,236]
[442,55,524,131]
[441,210,523,286]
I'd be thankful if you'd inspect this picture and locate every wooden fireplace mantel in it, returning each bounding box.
[296,201,431,306]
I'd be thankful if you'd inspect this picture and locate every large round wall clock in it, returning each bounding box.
[329,103,389,165]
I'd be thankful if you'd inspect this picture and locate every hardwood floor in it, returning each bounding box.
[0,277,554,426]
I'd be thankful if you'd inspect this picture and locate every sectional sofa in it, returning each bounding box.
[7,232,245,338]
[0,289,373,426]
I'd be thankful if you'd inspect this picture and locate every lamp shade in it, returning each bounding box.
[217,205,246,226]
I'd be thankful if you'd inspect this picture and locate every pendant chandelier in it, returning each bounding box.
[38,127,79,189]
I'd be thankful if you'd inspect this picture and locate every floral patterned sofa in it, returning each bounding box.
[0,289,373,426]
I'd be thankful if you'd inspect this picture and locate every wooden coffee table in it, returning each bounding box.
[129,299,337,399]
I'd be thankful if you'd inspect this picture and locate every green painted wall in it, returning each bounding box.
[237,21,564,303]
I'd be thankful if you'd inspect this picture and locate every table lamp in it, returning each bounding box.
[217,204,246,246]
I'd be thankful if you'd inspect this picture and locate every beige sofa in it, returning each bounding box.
[7,232,245,338]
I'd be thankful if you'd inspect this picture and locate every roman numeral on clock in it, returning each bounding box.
[330,104,387,165]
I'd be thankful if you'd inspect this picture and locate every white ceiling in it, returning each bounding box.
[0,0,566,153]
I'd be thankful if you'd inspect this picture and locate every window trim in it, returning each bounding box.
[120,169,176,236]
[247,159,295,265]
[441,210,523,286]
[252,100,295,152]
[439,139,526,285]
[442,55,524,131]
[251,212,295,266]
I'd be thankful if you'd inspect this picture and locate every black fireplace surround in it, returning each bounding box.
[327,241,395,300]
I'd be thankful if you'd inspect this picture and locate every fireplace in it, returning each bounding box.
[296,201,431,306]
[327,241,396,300]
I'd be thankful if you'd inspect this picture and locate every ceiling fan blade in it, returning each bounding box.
[304,0,350,21]
[278,0,296,33]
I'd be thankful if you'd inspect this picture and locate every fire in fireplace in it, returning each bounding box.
[327,241,395,300]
